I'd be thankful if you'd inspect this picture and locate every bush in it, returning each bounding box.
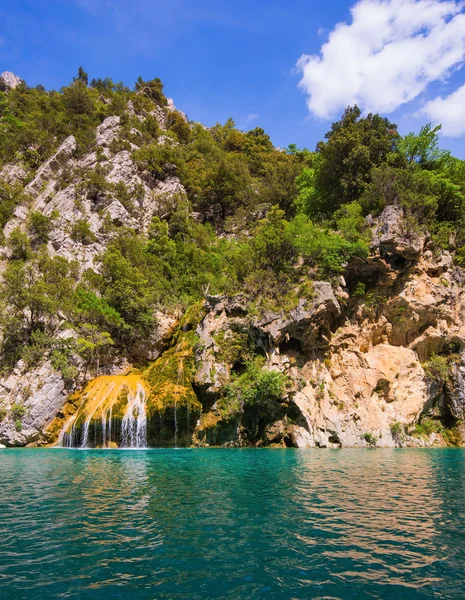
[390,422,404,441]
[222,360,289,420]
[28,210,57,244]
[423,354,450,384]
[11,403,26,420]
[413,418,443,437]
[70,219,97,245]
[363,432,377,446]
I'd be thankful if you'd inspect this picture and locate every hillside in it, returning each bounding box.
[1,68,465,448]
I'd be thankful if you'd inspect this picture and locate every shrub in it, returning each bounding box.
[423,354,450,384]
[390,422,404,441]
[363,432,377,446]
[413,418,443,437]
[28,210,58,244]
[70,219,97,245]
[11,403,26,420]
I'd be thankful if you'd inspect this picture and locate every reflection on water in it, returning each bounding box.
[0,449,464,599]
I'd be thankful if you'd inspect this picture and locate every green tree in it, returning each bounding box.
[396,124,449,169]
[313,106,399,216]
[75,66,89,86]
[77,324,114,376]
[252,206,294,275]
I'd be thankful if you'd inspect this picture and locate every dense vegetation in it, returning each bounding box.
[1,69,465,379]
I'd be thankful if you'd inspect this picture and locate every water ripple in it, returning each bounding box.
[0,448,464,599]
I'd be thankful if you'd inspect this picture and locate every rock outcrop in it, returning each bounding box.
[0,361,69,446]
[0,71,22,89]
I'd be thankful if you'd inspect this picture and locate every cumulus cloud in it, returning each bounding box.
[297,0,465,119]
[420,83,465,136]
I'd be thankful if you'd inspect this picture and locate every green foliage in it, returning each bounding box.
[134,76,167,106]
[0,183,29,231]
[7,228,32,261]
[289,214,368,278]
[11,403,26,420]
[413,418,444,437]
[423,354,450,384]
[2,71,465,386]
[396,124,449,168]
[312,106,398,216]
[295,166,318,215]
[50,347,79,383]
[75,67,89,86]
[28,210,58,244]
[70,219,97,245]
[390,422,404,441]
[0,250,79,367]
[251,206,294,275]
[76,324,114,375]
[221,359,289,419]
[363,432,377,446]
[167,111,191,144]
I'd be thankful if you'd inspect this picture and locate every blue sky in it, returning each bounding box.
[1,0,465,157]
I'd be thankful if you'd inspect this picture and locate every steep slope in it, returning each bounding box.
[0,71,465,448]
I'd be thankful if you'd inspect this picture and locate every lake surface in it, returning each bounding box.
[1,449,465,600]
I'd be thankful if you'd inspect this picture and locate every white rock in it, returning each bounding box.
[96,116,121,147]
[0,162,28,185]
[1,71,22,89]
[26,136,77,196]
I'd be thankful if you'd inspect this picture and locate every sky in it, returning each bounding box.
[1,0,465,157]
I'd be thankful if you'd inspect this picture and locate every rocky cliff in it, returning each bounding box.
[0,71,464,448]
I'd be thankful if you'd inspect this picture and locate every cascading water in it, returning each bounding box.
[121,385,147,448]
[57,375,150,449]
[174,357,185,448]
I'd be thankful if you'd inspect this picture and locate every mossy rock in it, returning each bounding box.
[144,333,202,414]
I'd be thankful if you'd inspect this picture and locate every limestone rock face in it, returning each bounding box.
[290,344,427,448]
[0,71,22,89]
[96,116,121,147]
[0,362,69,446]
[447,361,465,420]
[254,282,341,349]
[0,162,28,185]
[26,135,77,196]
[373,205,425,260]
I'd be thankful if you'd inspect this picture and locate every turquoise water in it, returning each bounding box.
[1,449,465,599]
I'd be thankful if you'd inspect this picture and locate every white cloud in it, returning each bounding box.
[419,83,465,135]
[297,0,465,119]
[245,113,259,123]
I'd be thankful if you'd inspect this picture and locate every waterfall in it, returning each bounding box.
[174,357,184,448]
[56,375,150,449]
[121,384,148,448]
[57,413,77,448]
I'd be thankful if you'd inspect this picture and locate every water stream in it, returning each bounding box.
[58,375,149,449]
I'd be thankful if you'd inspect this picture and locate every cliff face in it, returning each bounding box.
[0,73,464,448]
[188,236,465,448]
